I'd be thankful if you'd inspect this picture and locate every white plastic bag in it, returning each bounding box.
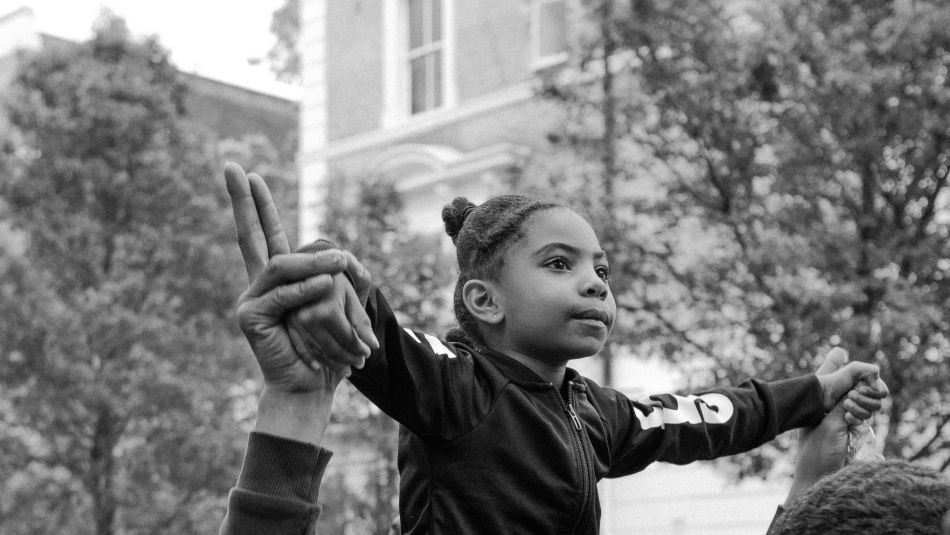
[847,420,883,463]
[846,375,885,463]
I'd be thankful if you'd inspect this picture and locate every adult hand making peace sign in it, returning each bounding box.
[225,162,378,400]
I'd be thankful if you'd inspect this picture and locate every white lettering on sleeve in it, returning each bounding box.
[634,393,735,430]
[403,328,421,343]
[403,328,456,358]
[696,393,733,423]
[423,333,455,358]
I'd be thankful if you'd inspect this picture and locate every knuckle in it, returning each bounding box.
[315,299,336,317]
[303,300,333,322]
[236,302,255,326]
[295,304,319,324]
[273,285,292,305]
[311,273,333,292]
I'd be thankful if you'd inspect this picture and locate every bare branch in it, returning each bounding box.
[617,300,722,361]
[915,158,950,242]
[909,413,950,462]
[940,452,950,473]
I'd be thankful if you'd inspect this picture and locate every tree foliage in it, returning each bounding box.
[268,0,301,84]
[0,14,253,534]
[541,0,950,475]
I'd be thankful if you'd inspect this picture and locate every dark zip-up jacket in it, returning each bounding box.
[346,287,826,534]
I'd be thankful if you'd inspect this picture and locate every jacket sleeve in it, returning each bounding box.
[295,240,491,441]
[219,432,332,535]
[596,375,825,477]
[347,288,494,442]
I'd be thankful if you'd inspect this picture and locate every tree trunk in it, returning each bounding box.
[600,0,618,387]
[87,405,120,535]
[884,395,902,458]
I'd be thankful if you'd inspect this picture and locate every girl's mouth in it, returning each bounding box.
[573,309,610,326]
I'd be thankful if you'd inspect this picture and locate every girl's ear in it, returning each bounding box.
[462,279,503,325]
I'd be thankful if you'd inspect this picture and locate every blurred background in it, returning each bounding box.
[1,1,949,533]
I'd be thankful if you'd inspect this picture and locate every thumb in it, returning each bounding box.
[816,347,849,375]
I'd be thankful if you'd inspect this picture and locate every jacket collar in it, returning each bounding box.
[470,344,582,390]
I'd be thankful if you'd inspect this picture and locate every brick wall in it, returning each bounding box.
[183,75,299,160]
[321,0,540,143]
[325,0,384,142]
[454,0,533,101]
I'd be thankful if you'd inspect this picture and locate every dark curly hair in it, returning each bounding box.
[771,460,950,535]
[441,194,568,345]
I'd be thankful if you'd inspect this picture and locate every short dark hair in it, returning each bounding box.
[771,460,950,535]
[441,194,566,345]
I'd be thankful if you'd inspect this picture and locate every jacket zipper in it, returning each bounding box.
[566,401,582,430]
[560,382,593,534]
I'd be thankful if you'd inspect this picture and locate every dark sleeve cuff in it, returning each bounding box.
[768,375,825,433]
[294,239,339,256]
[236,431,333,503]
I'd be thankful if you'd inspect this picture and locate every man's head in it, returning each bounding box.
[772,460,950,535]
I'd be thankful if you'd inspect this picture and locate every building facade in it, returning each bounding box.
[299,0,575,237]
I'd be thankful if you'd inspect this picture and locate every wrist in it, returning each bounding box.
[253,386,336,446]
[814,374,835,411]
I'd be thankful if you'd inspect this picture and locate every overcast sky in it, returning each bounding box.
[0,0,297,97]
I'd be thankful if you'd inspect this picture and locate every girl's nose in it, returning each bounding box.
[582,271,608,299]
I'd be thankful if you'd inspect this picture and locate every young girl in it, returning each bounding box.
[280,192,886,535]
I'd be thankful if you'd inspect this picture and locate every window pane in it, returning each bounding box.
[538,0,567,57]
[432,50,442,109]
[409,0,424,50]
[411,56,427,114]
[431,0,442,42]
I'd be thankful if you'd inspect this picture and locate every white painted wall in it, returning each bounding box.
[299,0,328,245]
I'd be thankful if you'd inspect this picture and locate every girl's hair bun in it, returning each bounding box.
[442,197,476,243]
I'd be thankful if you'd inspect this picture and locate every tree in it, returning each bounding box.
[268,0,301,83]
[0,14,253,534]
[542,0,950,475]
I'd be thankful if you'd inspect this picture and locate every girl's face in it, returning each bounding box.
[492,208,616,363]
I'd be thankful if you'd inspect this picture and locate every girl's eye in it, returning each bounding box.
[596,266,611,281]
[548,258,569,270]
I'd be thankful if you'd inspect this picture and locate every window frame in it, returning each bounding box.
[382,0,454,124]
[406,0,444,115]
[530,0,569,71]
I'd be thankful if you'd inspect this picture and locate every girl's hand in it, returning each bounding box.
[788,348,889,505]
[286,245,378,371]
[813,348,888,421]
